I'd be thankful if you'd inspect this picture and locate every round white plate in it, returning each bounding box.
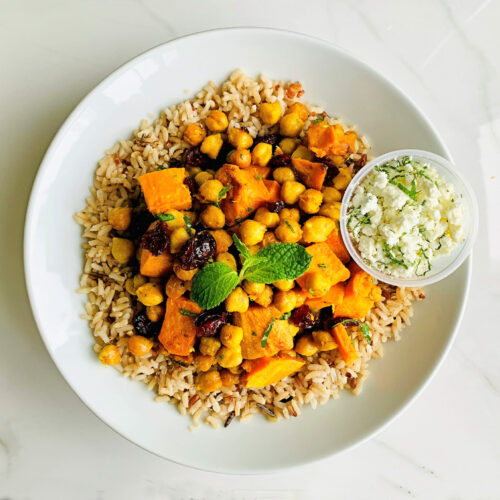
[24,28,470,474]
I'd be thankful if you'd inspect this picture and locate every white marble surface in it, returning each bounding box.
[1,0,499,498]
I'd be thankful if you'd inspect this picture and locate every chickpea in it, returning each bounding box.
[228,365,242,375]
[220,369,240,387]
[98,344,121,365]
[170,227,190,253]
[279,208,300,222]
[216,252,237,270]
[200,205,225,229]
[330,155,346,167]
[280,112,304,137]
[220,324,244,348]
[239,219,266,246]
[319,202,341,221]
[111,237,135,265]
[252,285,273,307]
[136,282,163,306]
[198,179,224,203]
[295,334,318,357]
[218,346,243,368]
[173,262,198,281]
[188,165,202,177]
[333,167,353,190]
[273,289,297,313]
[157,210,185,230]
[279,138,298,155]
[196,370,222,392]
[302,216,336,243]
[294,288,307,306]
[322,186,342,203]
[274,279,294,291]
[273,167,295,184]
[291,145,315,161]
[194,171,214,186]
[199,337,222,357]
[128,335,153,356]
[254,207,280,228]
[108,207,132,231]
[126,273,147,296]
[281,181,306,205]
[262,231,279,247]
[312,330,337,351]
[210,229,233,254]
[165,274,187,298]
[225,287,249,313]
[305,271,331,297]
[228,127,253,149]
[299,189,323,214]
[227,148,251,168]
[200,133,223,160]
[275,219,302,243]
[259,101,282,125]
[248,243,262,255]
[183,123,206,146]
[286,102,309,121]
[194,353,216,372]
[146,304,165,322]
[205,110,229,132]
[251,143,273,167]
[243,280,265,301]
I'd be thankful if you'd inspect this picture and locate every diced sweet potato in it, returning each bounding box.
[140,249,174,277]
[297,242,350,294]
[158,297,202,356]
[292,158,327,190]
[332,324,358,365]
[235,305,299,359]
[138,168,192,214]
[241,353,305,388]
[305,283,345,311]
[325,228,350,264]
[306,122,355,158]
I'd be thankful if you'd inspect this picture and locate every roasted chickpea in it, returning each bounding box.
[205,110,229,132]
[302,216,335,243]
[262,231,279,247]
[259,101,282,125]
[279,208,300,222]
[200,133,223,159]
[304,271,331,297]
[136,282,163,306]
[251,142,273,167]
[275,219,302,243]
[146,304,165,322]
[319,202,341,221]
[279,138,298,155]
[253,285,274,307]
[295,334,318,357]
[199,337,221,357]
[330,155,346,167]
[227,148,251,168]
[210,229,233,254]
[294,288,307,306]
[248,243,262,255]
[239,219,266,246]
[216,252,237,270]
[273,167,295,184]
[200,205,225,229]
[273,289,297,313]
[333,167,352,190]
[220,324,244,348]
[299,189,323,214]
[170,227,190,253]
[198,179,224,203]
[108,207,132,231]
[173,262,198,281]
[99,344,121,365]
[194,354,216,372]
[188,165,202,177]
[312,330,337,351]
[254,207,280,229]
[243,280,265,300]
[280,112,304,137]
[126,273,147,295]
[194,171,214,186]
[228,127,253,149]
[111,237,135,265]
[281,181,306,205]
[128,335,153,356]
[217,346,243,369]
[274,279,294,291]
[225,287,249,313]
[183,123,206,146]
[286,102,309,121]
[291,145,314,161]
[220,369,240,387]
[165,274,187,298]
[322,186,342,203]
[196,370,222,392]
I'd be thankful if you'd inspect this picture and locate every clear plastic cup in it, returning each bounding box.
[339,149,478,287]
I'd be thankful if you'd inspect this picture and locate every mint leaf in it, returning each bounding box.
[184,215,194,235]
[232,234,251,261]
[218,185,232,200]
[190,262,239,309]
[261,312,292,347]
[179,308,198,317]
[332,319,372,344]
[243,243,312,283]
[157,213,175,222]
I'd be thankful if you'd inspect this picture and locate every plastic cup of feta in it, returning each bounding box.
[339,149,478,287]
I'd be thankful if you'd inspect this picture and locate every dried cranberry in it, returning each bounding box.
[255,133,281,147]
[168,157,182,167]
[269,154,291,168]
[184,147,208,169]
[133,310,161,338]
[179,230,216,270]
[195,310,229,337]
[318,156,340,184]
[140,222,169,256]
[359,154,367,167]
[128,209,155,240]
[183,176,197,195]
[266,200,285,213]
[290,305,316,329]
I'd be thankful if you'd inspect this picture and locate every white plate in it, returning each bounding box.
[24,28,471,474]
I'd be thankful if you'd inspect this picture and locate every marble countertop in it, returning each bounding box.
[1,0,499,498]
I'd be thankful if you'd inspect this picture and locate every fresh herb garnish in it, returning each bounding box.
[285,220,295,233]
[255,174,263,180]
[332,318,372,343]
[157,213,175,222]
[218,185,232,200]
[157,165,168,170]
[382,242,409,269]
[183,214,194,234]
[313,117,324,124]
[318,263,327,269]
[179,308,198,317]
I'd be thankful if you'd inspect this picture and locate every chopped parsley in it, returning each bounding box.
[183,214,194,234]
[179,308,198,317]
[218,185,232,200]
[157,213,175,222]
[285,220,295,233]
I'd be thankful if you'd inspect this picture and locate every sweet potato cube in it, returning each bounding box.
[325,228,350,264]
[307,122,354,158]
[140,249,173,277]
[158,297,202,356]
[292,158,327,190]
[138,168,192,214]
[332,324,358,365]
[305,283,345,311]
[241,353,305,388]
